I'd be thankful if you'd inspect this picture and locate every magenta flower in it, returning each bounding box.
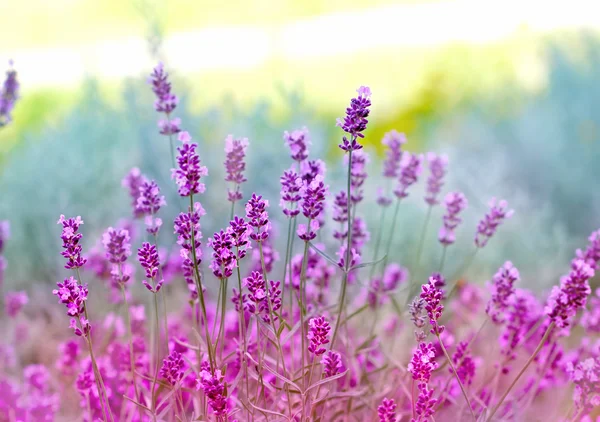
[160,350,184,386]
[196,369,228,416]
[408,342,438,383]
[0,62,19,127]
[172,131,209,197]
[438,192,468,246]
[574,229,600,270]
[52,277,90,336]
[300,159,326,185]
[284,127,310,162]
[450,341,476,385]
[102,228,131,265]
[228,216,251,261]
[394,152,424,199]
[332,191,349,241]
[209,229,236,279]
[158,116,181,136]
[57,215,87,270]
[298,175,328,241]
[56,340,80,377]
[137,242,163,293]
[174,201,205,255]
[377,397,397,422]
[414,383,437,421]
[420,274,446,335]
[337,86,372,151]
[382,130,406,178]
[5,291,28,318]
[545,258,594,328]
[122,168,148,218]
[424,153,448,206]
[224,135,249,203]
[149,62,178,114]
[244,271,266,314]
[280,168,303,218]
[566,357,600,417]
[321,350,342,377]
[474,198,513,248]
[308,316,331,356]
[486,261,519,324]
[245,194,270,243]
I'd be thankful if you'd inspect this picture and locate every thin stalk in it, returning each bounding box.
[152,231,170,354]
[120,285,142,420]
[436,332,476,421]
[151,291,161,420]
[217,277,228,361]
[368,204,388,281]
[281,217,294,312]
[438,246,447,273]
[298,239,311,391]
[446,249,478,301]
[415,206,433,273]
[382,198,401,271]
[165,112,176,169]
[486,322,555,422]
[235,262,250,421]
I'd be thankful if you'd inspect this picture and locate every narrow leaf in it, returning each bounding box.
[349,254,387,271]
[308,242,339,267]
[305,370,349,394]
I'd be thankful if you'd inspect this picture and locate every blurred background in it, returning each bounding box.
[1,0,600,291]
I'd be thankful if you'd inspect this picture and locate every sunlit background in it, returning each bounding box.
[2,0,600,288]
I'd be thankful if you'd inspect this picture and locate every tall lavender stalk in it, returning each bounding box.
[0,61,19,128]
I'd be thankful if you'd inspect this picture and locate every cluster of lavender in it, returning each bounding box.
[0,61,18,128]
[1,63,599,422]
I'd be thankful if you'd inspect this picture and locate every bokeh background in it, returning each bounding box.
[2,0,600,292]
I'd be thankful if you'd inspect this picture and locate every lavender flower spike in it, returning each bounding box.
[224,135,249,203]
[284,127,310,162]
[438,192,468,246]
[474,198,513,248]
[420,274,445,335]
[137,242,164,293]
[57,215,87,270]
[394,152,424,199]
[486,261,519,324]
[377,397,397,422]
[337,86,372,152]
[424,152,448,206]
[382,130,406,178]
[172,131,209,197]
[149,62,178,115]
[0,61,19,128]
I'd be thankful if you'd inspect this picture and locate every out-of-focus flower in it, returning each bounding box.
[5,291,28,318]
[394,153,424,199]
[224,135,249,203]
[0,61,19,127]
[474,198,513,248]
[424,153,448,206]
[172,131,209,197]
[284,127,310,162]
[438,192,468,246]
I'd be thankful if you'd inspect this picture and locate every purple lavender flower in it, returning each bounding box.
[574,229,600,270]
[174,201,206,255]
[377,397,397,422]
[566,357,600,417]
[486,261,519,324]
[382,130,406,178]
[394,152,424,199]
[251,236,279,274]
[451,341,476,385]
[160,350,184,386]
[57,215,87,270]
[284,127,310,162]
[137,242,163,293]
[136,180,166,235]
[308,316,331,356]
[244,271,266,314]
[102,228,131,265]
[300,159,326,185]
[158,116,181,136]
[224,135,249,203]
[298,175,328,241]
[172,131,209,197]
[245,194,270,243]
[209,229,236,279]
[545,258,594,328]
[5,291,28,318]
[76,363,94,395]
[0,62,19,127]
[122,168,148,218]
[438,192,468,246]
[414,383,437,421]
[280,169,302,218]
[321,350,342,377]
[409,297,427,330]
[196,369,228,416]
[408,342,438,383]
[337,86,372,151]
[332,191,349,241]
[229,216,251,261]
[424,153,448,206]
[52,277,90,336]
[56,340,80,377]
[348,150,368,204]
[420,274,445,335]
[149,62,178,114]
[474,198,513,248]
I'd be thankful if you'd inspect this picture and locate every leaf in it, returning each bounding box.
[341,304,369,325]
[308,242,339,267]
[245,352,302,393]
[305,370,349,394]
[248,401,291,420]
[349,254,387,271]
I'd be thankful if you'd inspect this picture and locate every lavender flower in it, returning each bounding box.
[408,342,438,383]
[172,131,209,197]
[377,398,397,422]
[149,62,178,114]
[574,229,600,270]
[298,175,328,241]
[52,277,90,336]
[566,357,600,417]
[382,130,406,178]
[196,369,228,416]
[280,169,302,218]
[300,159,326,185]
[474,198,513,248]
[174,201,205,255]
[57,215,87,270]
[545,258,594,328]
[137,242,163,293]
[486,261,519,324]
[224,135,249,203]
[450,341,476,385]
[245,194,270,243]
[229,216,251,261]
[424,153,448,206]
[408,297,427,330]
[0,62,19,127]
[122,168,148,218]
[414,383,437,422]
[308,316,331,356]
[5,291,28,318]
[337,86,372,151]
[209,229,236,279]
[160,351,184,386]
[158,116,181,136]
[284,127,310,162]
[102,228,131,265]
[438,192,468,246]
[244,271,266,314]
[332,191,349,241]
[394,152,424,199]
[348,149,368,204]
[321,350,342,377]
[420,274,445,335]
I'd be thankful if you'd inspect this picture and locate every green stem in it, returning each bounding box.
[382,198,402,271]
[415,206,433,273]
[151,291,160,418]
[438,246,448,273]
[120,285,142,421]
[298,239,311,391]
